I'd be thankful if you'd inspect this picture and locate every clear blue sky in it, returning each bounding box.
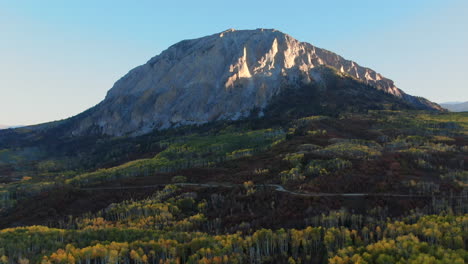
[1,0,467,125]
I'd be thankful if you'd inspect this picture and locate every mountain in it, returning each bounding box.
[0,29,466,264]
[0,125,23,130]
[64,28,442,136]
[0,125,20,130]
[440,101,468,112]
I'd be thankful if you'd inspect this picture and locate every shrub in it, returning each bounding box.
[297,144,322,152]
[171,175,188,183]
[441,171,468,187]
[305,158,352,177]
[280,167,305,184]
[315,141,381,159]
[283,153,304,166]
[243,181,255,196]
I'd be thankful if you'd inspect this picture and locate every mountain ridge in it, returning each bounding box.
[441,101,468,112]
[0,125,22,130]
[12,29,445,137]
[67,29,442,136]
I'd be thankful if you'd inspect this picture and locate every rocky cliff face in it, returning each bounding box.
[72,29,442,136]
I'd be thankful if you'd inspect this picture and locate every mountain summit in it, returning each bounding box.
[72,28,442,136]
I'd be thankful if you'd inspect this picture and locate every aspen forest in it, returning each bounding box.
[0,111,467,263]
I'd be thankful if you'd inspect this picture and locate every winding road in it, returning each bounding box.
[80,182,464,198]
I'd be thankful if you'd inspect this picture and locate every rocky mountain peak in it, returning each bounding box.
[72,29,442,136]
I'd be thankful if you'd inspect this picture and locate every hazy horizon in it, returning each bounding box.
[1,0,467,126]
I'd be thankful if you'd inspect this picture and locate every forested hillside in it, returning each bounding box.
[0,110,467,263]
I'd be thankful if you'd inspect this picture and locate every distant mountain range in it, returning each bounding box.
[440,101,468,112]
[0,125,23,130]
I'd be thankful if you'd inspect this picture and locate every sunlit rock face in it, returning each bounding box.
[72,29,440,136]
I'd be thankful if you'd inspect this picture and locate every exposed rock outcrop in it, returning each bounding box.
[72,29,443,136]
